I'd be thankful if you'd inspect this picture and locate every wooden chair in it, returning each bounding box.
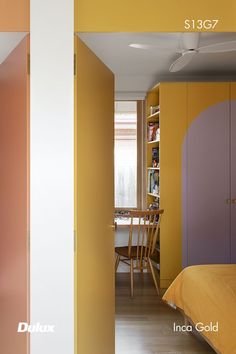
[115,209,164,297]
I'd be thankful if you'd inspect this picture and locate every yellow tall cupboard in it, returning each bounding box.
[146,83,187,289]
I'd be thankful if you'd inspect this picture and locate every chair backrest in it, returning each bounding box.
[128,209,164,263]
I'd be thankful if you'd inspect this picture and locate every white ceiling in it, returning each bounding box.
[78,32,236,97]
[0,33,27,65]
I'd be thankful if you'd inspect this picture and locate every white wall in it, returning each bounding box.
[30,0,74,353]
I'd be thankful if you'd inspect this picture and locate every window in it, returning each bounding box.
[115,101,139,208]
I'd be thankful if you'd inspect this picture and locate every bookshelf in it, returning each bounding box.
[146,83,160,204]
[146,83,161,277]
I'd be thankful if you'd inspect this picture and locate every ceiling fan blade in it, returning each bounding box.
[169,51,197,72]
[198,40,236,53]
[129,43,160,50]
[129,43,182,53]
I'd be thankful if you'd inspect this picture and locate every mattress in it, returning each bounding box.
[162,264,236,354]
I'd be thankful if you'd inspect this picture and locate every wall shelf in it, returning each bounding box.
[147,111,160,120]
[147,192,160,198]
[147,140,159,145]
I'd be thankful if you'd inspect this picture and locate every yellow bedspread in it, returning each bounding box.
[162,265,236,354]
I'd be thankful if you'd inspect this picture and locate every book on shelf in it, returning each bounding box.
[149,105,160,116]
[147,122,160,142]
[148,169,159,195]
[152,147,159,167]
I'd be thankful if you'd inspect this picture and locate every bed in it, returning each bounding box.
[162,265,236,354]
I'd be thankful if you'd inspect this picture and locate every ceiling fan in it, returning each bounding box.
[129,33,236,72]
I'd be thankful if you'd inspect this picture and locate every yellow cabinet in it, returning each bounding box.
[146,83,187,288]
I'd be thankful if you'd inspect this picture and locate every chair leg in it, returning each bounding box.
[148,258,159,295]
[139,259,143,273]
[130,258,134,298]
[115,255,120,272]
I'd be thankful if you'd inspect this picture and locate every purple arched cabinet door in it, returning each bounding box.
[231,101,236,263]
[182,102,232,267]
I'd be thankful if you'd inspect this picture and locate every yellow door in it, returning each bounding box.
[74,36,115,354]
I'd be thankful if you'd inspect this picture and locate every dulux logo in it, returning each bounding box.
[17,322,55,333]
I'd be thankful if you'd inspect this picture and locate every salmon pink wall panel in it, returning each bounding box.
[0,0,29,31]
[0,36,29,354]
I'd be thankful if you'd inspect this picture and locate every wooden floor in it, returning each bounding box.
[115,273,215,354]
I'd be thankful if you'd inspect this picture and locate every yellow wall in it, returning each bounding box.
[74,38,78,354]
[188,83,230,123]
[160,82,232,288]
[75,36,115,354]
[75,0,236,32]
